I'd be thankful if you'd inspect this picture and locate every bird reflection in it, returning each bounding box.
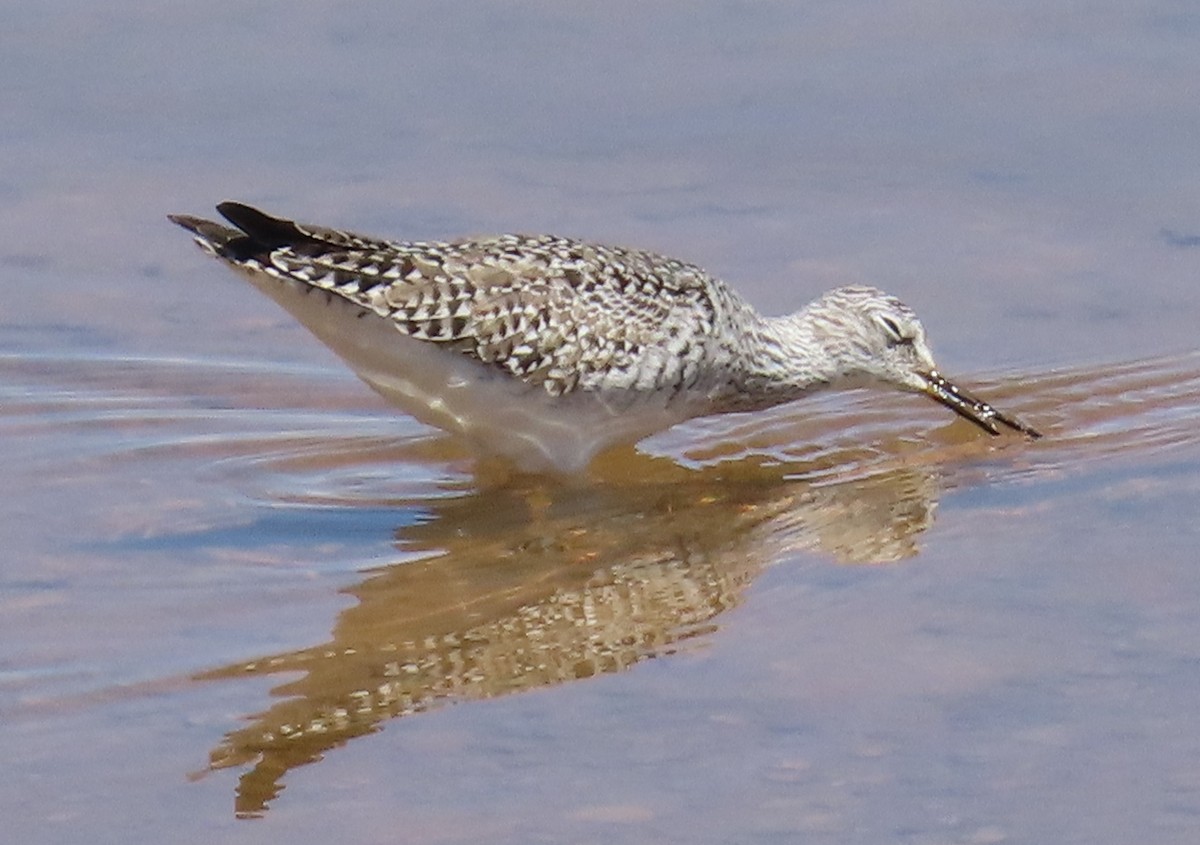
[192,448,939,817]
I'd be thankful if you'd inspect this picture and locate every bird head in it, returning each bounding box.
[804,286,1040,437]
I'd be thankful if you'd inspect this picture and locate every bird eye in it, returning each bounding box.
[878,315,911,346]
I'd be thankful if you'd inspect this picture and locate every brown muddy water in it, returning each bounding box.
[4,3,1200,844]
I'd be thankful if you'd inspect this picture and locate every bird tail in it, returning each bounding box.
[166,212,238,250]
[169,202,383,261]
[168,202,321,262]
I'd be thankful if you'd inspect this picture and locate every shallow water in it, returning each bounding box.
[4,2,1200,843]
[5,348,1200,841]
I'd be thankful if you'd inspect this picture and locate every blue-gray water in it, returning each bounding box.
[3,3,1200,843]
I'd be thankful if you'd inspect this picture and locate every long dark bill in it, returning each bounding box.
[920,370,1041,438]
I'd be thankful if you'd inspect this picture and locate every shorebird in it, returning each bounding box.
[169,202,1040,472]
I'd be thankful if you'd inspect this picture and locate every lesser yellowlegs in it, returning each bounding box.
[169,202,1040,472]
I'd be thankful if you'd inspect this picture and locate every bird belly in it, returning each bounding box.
[238,270,697,472]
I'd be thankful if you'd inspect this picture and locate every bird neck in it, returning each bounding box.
[725,309,843,410]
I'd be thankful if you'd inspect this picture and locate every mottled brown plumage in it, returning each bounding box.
[175,203,744,399]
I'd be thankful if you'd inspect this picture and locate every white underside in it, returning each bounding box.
[241,271,701,473]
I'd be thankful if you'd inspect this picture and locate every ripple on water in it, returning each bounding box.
[4,350,1200,817]
[3,348,1199,523]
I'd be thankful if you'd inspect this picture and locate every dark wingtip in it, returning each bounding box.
[215,202,310,249]
[171,202,324,261]
[214,201,264,227]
